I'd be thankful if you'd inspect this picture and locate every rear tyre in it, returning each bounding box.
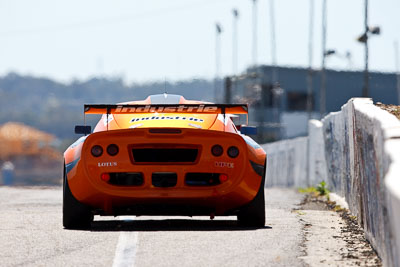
[237,185,265,227]
[237,160,266,227]
[63,165,93,229]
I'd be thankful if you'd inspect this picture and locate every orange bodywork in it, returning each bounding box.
[64,95,266,217]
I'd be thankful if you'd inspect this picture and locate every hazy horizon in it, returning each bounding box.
[1,0,399,83]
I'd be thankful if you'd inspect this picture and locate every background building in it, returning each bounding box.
[225,65,399,142]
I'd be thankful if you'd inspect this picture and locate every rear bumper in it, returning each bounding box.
[66,128,265,216]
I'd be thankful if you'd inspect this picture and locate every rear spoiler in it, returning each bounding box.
[77,104,249,135]
[84,104,248,115]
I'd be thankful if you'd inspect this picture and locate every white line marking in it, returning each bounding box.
[112,218,138,267]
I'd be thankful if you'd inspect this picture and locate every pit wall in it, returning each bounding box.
[261,98,400,267]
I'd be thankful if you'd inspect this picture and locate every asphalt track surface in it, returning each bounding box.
[0,186,374,266]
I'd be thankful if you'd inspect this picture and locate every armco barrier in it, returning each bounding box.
[262,98,400,266]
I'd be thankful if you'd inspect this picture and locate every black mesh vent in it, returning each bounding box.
[185,173,221,186]
[109,173,143,186]
[152,172,177,187]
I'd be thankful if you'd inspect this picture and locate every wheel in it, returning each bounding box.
[237,160,266,227]
[63,165,93,229]
[237,185,265,227]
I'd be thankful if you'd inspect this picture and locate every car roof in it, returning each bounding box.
[149,94,182,104]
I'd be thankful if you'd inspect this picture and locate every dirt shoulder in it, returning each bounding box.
[296,193,381,266]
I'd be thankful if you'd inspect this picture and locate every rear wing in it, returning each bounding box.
[83,104,248,115]
[77,104,249,135]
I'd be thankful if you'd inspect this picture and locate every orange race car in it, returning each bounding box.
[63,94,267,229]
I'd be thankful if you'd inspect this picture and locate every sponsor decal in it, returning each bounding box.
[66,157,80,174]
[188,123,202,129]
[242,135,261,149]
[129,123,143,129]
[130,116,204,123]
[69,136,88,149]
[116,105,218,113]
[217,114,235,125]
[214,161,234,168]
[98,162,118,167]
[103,114,114,126]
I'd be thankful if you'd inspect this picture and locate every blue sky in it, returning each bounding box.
[0,0,398,83]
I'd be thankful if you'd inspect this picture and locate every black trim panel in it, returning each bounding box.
[250,160,265,177]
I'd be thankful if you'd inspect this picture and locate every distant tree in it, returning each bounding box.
[0,73,214,144]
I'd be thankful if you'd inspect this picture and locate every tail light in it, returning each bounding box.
[91,145,103,157]
[227,146,239,158]
[211,145,223,157]
[219,174,228,182]
[107,144,119,156]
[101,173,110,182]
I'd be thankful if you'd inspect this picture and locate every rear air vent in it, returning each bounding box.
[108,172,143,186]
[185,173,221,186]
[152,172,177,187]
[132,148,198,163]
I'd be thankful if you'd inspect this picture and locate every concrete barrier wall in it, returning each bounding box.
[350,99,396,265]
[262,136,308,188]
[385,137,400,267]
[308,119,327,187]
[262,98,400,266]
